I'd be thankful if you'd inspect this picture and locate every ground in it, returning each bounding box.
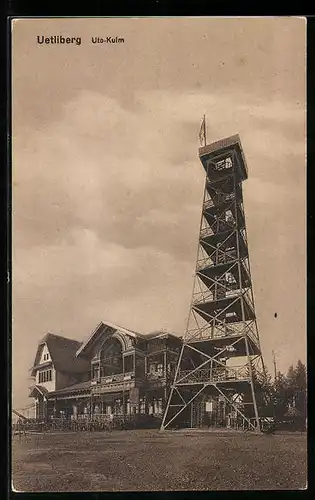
[12,429,307,492]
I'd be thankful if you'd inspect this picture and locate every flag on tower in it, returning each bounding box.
[198,115,206,147]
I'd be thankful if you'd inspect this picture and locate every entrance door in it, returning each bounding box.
[191,399,205,428]
[36,396,45,420]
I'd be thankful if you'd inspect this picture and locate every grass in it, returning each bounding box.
[12,429,307,492]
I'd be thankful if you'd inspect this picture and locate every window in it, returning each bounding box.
[100,338,123,376]
[114,399,123,415]
[126,399,130,415]
[139,398,146,414]
[153,398,163,414]
[215,157,232,171]
[149,363,156,374]
[124,355,133,373]
[92,365,100,380]
[39,369,52,383]
[157,363,163,376]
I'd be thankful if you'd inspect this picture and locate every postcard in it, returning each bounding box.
[11,16,307,492]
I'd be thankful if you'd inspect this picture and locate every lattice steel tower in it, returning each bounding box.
[161,134,266,431]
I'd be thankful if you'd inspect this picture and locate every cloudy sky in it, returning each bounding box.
[12,17,306,409]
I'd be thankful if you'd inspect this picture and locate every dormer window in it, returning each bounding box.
[39,369,52,383]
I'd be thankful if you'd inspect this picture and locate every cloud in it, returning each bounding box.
[14,88,305,258]
[12,72,306,407]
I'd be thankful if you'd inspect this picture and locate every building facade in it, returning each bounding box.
[29,321,182,424]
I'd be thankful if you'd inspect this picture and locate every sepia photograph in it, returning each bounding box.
[11,16,307,491]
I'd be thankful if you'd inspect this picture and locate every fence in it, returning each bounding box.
[12,413,162,435]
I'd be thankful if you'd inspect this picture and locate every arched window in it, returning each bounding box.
[100,337,123,377]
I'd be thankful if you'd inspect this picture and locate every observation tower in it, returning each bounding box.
[161,131,266,431]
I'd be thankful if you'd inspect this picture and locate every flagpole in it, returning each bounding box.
[198,114,207,148]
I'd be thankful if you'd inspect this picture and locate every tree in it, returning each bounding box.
[271,360,307,430]
[272,370,287,419]
[251,364,273,414]
[285,364,296,407]
[288,360,307,419]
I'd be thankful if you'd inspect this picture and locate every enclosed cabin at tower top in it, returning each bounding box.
[198,134,248,182]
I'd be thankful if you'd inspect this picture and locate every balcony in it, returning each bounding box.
[146,372,164,380]
[177,365,250,385]
[193,294,255,324]
[90,371,137,395]
[91,371,135,385]
[196,252,237,271]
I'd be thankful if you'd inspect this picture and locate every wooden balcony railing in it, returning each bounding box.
[177,366,250,384]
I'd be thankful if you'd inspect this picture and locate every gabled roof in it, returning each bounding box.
[144,330,181,340]
[31,333,90,376]
[76,320,145,356]
[29,384,50,398]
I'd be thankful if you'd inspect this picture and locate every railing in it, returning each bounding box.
[252,369,266,386]
[200,226,214,238]
[196,253,237,271]
[192,288,239,304]
[101,373,123,384]
[177,365,250,384]
[91,371,134,385]
[100,356,122,365]
[196,257,215,270]
[146,372,164,380]
[186,321,254,339]
[201,220,237,237]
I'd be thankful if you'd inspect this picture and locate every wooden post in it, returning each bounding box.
[191,402,193,428]
[43,398,47,421]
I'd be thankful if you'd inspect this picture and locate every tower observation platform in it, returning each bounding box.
[160,134,267,432]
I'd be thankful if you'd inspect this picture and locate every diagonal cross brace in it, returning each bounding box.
[162,384,207,430]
